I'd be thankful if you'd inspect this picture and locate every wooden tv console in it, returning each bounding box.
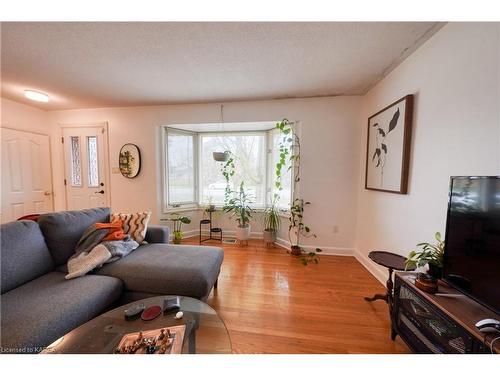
[393,273,500,354]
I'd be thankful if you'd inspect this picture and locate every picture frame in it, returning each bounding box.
[119,143,141,178]
[365,94,413,194]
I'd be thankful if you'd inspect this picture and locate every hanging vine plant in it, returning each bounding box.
[275,119,322,265]
[221,153,235,205]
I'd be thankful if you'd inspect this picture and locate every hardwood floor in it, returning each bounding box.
[184,238,410,354]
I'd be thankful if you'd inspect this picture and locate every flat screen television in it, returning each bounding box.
[443,176,500,315]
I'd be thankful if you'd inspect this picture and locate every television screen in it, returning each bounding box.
[443,176,500,315]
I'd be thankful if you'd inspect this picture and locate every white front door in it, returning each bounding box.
[62,125,110,210]
[1,128,54,223]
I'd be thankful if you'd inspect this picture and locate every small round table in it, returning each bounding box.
[364,251,415,306]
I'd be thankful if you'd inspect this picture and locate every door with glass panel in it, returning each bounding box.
[62,125,109,210]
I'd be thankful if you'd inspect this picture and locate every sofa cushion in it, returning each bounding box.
[38,207,110,266]
[0,271,122,352]
[144,225,170,244]
[95,244,223,300]
[1,221,55,294]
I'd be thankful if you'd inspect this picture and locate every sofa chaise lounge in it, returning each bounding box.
[0,207,223,353]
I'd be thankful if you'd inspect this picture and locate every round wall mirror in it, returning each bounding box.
[119,143,141,178]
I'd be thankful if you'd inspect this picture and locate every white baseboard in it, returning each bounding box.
[275,237,354,256]
[354,249,386,286]
[179,229,354,256]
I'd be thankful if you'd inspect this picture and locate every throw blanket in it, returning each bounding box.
[66,220,139,280]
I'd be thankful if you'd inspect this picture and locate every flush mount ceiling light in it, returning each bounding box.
[24,90,49,102]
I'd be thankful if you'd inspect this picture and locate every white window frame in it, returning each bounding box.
[197,131,268,209]
[162,127,198,211]
[161,124,295,214]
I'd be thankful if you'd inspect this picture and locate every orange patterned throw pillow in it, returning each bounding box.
[111,212,152,244]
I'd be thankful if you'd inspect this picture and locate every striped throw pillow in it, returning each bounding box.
[111,211,151,244]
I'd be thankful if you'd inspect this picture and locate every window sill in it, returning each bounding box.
[162,205,290,216]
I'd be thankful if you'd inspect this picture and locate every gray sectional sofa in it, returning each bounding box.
[0,207,223,353]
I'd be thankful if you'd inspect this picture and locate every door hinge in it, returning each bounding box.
[61,137,64,144]
[102,128,105,134]
[64,179,67,186]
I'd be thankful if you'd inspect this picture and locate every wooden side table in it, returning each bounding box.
[364,251,415,338]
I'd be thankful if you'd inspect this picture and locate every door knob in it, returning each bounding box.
[44,191,52,196]
[95,190,105,194]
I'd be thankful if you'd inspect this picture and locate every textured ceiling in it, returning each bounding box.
[1,22,442,110]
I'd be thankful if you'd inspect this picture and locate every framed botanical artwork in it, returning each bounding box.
[365,94,413,194]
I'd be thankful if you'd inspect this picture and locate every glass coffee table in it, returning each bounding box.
[42,296,232,354]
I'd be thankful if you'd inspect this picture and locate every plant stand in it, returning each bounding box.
[199,209,223,244]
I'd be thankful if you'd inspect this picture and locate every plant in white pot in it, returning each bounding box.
[223,181,254,244]
[263,200,280,247]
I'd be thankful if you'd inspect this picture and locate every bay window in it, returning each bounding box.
[162,123,293,212]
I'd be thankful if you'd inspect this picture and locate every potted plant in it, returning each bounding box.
[288,198,322,264]
[275,119,321,265]
[263,201,280,246]
[405,232,445,278]
[213,151,230,162]
[206,196,215,211]
[223,181,254,243]
[166,213,192,244]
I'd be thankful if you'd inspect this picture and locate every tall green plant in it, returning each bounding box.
[275,119,321,265]
[223,181,254,228]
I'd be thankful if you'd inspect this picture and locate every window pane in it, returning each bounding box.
[200,134,266,207]
[167,131,195,204]
[87,136,99,187]
[70,136,82,187]
[271,130,292,209]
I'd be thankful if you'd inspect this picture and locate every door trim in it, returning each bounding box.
[60,122,111,209]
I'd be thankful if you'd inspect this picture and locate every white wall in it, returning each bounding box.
[48,96,363,253]
[355,23,500,283]
[1,98,49,134]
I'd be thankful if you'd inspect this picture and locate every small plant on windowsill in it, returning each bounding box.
[275,119,322,265]
[165,213,192,244]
